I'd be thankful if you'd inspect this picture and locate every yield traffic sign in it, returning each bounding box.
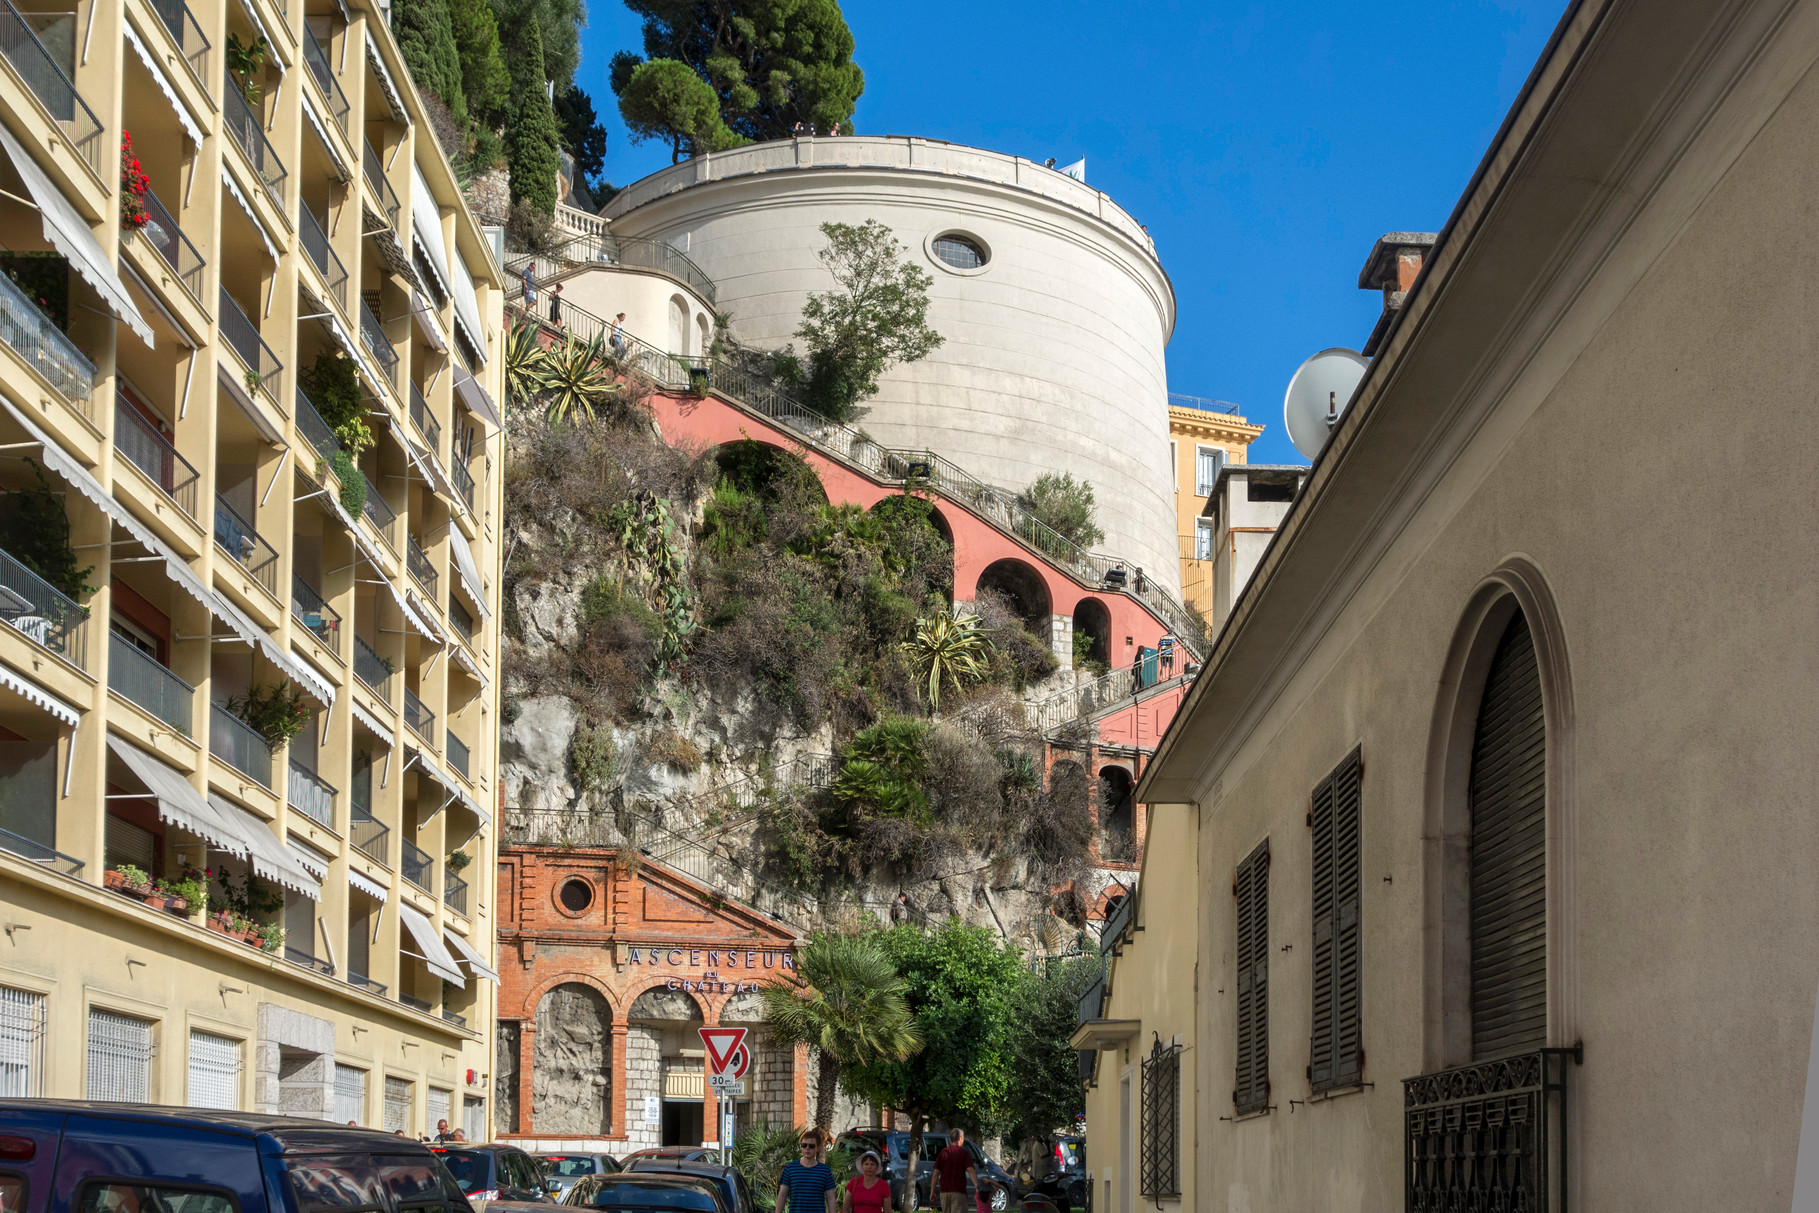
[700,1026,750,1078]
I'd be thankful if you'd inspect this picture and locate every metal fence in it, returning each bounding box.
[0,0,101,170]
[0,544,86,664]
[363,139,399,226]
[360,296,397,382]
[353,635,391,697]
[115,396,199,518]
[409,381,440,457]
[222,75,285,202]
[406,534,437,598]
[210,702,272,787]
[360,472,397,550]
[214,494,278,595]
[218,287,285,405]
[287,759,336,826]
[299,206,347,313]
[302,26,347,133]
[140,189,204,300]
[446,731,469,779]
[0,262,93,409]
[291,574,340,651]
[109,632,191,735]
[444,869,467,915]
[403,686,433,740]
[451,459,474,511]
[400,837,432,892]
[1404,1048,1579,1212]
[350,807,389,864]
[147,0,209,86]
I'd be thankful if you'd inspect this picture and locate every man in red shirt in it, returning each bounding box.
[932,1129,979,1213]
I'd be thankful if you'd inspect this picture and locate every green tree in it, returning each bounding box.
[1021,472,1104,550]
[761,932,924,1131]
[618,58,745,162]
[731,1122,809,1211]
[554,83,610,200]
[1001,958,1096,1144]
[795,220,942,422]
[610,0,862,146]
[392,0,466,122]
[448,0,511,121]
[491,0,586,94]
[504,15,562,212]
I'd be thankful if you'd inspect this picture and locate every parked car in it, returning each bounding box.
[562,1174,728,1213]
[622,1160,756,1213]
[831,1131,1018,1211]
[616,1148,724,1166]
[533,1154,623,1201]
[435,1143,556,1205]
[0,1101,471,1213]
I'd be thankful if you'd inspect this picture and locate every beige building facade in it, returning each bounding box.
[1129,0,1819,1207]
[1166,399,1261,624]
[0,0,505,1134]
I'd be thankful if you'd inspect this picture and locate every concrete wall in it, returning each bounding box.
[556,267,715,358]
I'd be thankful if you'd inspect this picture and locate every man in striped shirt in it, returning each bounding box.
[779,1133,838,1213]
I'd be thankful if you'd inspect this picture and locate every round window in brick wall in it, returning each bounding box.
[559,878,594,913]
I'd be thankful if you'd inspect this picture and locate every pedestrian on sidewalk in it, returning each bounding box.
[842,1152,890,1213]
[549,282,564,328]
[779,1132,838,1213]
[610,313,628,360]
[932,1130,979,1213]
[520,264,537,308]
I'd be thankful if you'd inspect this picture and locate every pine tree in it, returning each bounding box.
[390,0,466,124]
[503,14,561,212]
[447,0,510,123]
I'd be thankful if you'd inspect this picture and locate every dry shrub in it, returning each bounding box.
[973,589,1059,688]
[923,726,1007,843]
[648,727,703,772]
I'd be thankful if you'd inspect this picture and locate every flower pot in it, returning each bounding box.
[687,366,713,395]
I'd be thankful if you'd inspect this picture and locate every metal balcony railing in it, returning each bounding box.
[299,206,347,313]
[353,634,391,697]
[408,381,440,456]
[214,495,278,596]
[400,837,431,892]
[362,138,399,227]
[359,296,397,382]
[0,266,94,409]
[443,869,467,915]
[218,287,285,404]
[398,991,431,1012]
[451,459,474,511]
[287,759,336,826]
[440,1007,467,1028]
[0,0,102,172]
[360,471,397,550]
[446,731,468,780]
[297,390,341,461]
[139,189,204,299]
[402,686,432,740]
[447,595,473,643]
[114,396,199,518]
[210,701,272,786]
[0,824,82,875]
[1405,1049,1579,1212]
[0,544,86,664]
[291,574,340,651]
[108,631,191,734]
[222,74,285,203]
[302,26,347,134]
[350,807,389,864]
[406,534,436,598]
[347,970,386,995]
[284,946,334,976]
[147,0,209,86]
[535,231,718,304]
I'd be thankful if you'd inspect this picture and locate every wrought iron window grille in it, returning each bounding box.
[1139,1033,1181,1204]
[1403,1045,1582,1213]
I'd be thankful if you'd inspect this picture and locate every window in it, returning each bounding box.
[427,1087,452,1135]
[1233,839,1270,1114]
[334,1064,367,1124]
[931,234,986,270]
[1195,446,1225,497]
[105,814,155,871]
[462,1095,486,1143]
[1310,748,1363,1092]
[0,986,45,1097]
[1193,519,1214,562]
[558,879,593,913]
[1138,1037,1180,1199]
[384,1075,414,1134]
[0,1175,23,1213]
[187,1030,241,1109]
[77,1184,234,1213]
[87,1008,154,1101]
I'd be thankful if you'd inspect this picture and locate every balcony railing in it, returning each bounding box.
[1404,1049,1579,1213]
[360,472,397,550]
[284,946,334,977]
[109,631,192,734]
[114,396,199,518]
[0,823,82,874]
[214,495,278,596]
[210,701,272,787]
[441,1007,467,1028]
[362,138,399,227]
[138,189,205,299]
[347,970,387,995]
[287,759,336,826]
[299,206,348,313]
[0,544,87,664]
[398,991,431,1012]
[446,731,469,780]
[147,0,209,85]
[447,595,473,643]
[218,287,285,405]
[353,634,391,697]
[291,574,340,651]
[408,382,441,456]
[359,297,397,383]
[0,264,94,409]
[297,390,341,463]
[406,534,436,598]
[451,459,474,511]
[402,686,433,740]
[443,868,467,915]
[350,807,389,865]
[0,0,102,172]
[301,26,348,134]
[223,75,285,203]
[400,837,432,892]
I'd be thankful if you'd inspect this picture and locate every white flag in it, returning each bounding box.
[1060,158,1086,182]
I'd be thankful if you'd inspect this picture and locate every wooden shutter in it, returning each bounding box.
[1309,748,1363,1091]
[1233,839,1270,1113]
[1469,610,1547,1060]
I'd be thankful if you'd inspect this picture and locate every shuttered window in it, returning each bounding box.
[1310,749,1363,1091]
[427,1087,452,1135]
[1233,839,1270,1114]
[384,1075,414,1133]
[462,1095,486,1142]
[1195,447,1226,497]
[187,1031,240,1109]
[87,1009,154,1101]
[0,986,46,1097]
[334,1064,368,1124]
[1469,610,1548,1060]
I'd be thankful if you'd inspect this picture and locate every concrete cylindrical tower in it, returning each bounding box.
[602,137,1180,594]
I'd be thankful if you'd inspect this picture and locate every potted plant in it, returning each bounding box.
[687,362,713,395]
[159,864,210,920]
[105,864,153,898]
[252,922,284,954]
[446,849,472,873]
[119,132,150,235]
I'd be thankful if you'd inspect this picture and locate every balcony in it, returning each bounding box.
[287,759,336,826]
[299,206,348,313]
[400,837,431,893]
[440,1007,467,1028]
[347,970,387,995]
[0,823,83,875]
[362,138,399,227]
[398,991,432,1013]
[402,686,433,740]
[210,701,272,787]
[284,946,334,976]
[291,574,340,651]
[451,459,474,511]
[0,263,95,410]
[214,495,278,596]
[360,472,396,550]
[447,595,473,643]
[0,0,102,172]
[446,731,468,780]
[443,868,467,915]
[109,631,191,734]
[350,806,389,864]
[222,75,285,203]
[353,634,391,697]
[0,544,88,664]
[1404,1049,1579,1212]
[147,0,209,87]
[297,390,340,461]
[359,297,397,384]
[218,287,285,405]
[406,534,436,598]
[301,26,347,134]
[408,383,441,457]
[115,397,200,518]
[139,189,205,300]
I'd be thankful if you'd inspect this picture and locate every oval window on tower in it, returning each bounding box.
[931,233,988,271]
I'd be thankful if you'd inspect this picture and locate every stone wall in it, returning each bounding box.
[255,1003,334,1119]
[496,1021,521,1133]
[622,1025,663,1150]
[751,1027,796,1128]
[532,984,613,1134]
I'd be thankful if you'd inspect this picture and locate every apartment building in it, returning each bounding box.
[0,0,506,1135]
[1165,396,1260,623]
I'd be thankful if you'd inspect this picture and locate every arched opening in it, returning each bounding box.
[628,986,706,1147]
[532,983,613,1134]
[703,440,827,556]
[1073,597,1111,670]
[866,494,954,603]
[978,558,1051,629]
[696,312,712,355]
[668,295,689,355]
[1097,765,1136,862]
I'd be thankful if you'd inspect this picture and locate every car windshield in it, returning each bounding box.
[435,1152,490,1193]
[1057,1143,1082,1169]
[545,1160,601,1178]
[582,1185,717,1210]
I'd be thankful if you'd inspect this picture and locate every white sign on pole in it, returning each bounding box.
[643,1094,661,1124]
[709,1075,745,1095]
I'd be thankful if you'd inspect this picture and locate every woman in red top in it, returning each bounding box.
[842,1152,890,1213]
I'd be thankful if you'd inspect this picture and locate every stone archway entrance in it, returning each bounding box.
[627,986,706,1148]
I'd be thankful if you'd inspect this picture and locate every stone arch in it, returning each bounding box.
[669,294,690,354]
[711,439,828,505]
[629,984,706,1022]
[866,493,955,600]
[521,969,621,1020]
[977,558,1052,628]
[1073,596,1112,665]
[696,312,712,355]
[720,991,766,1023]
[1091,880,1131,921]
[1097,764,1136,862]
[532,982,613,1134]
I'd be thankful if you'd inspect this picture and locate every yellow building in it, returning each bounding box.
[1166,396,1261,620]
[0,0,506,1135]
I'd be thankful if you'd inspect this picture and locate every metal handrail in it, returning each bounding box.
[138,188,204,300]
[451,459,474,511]
[301,26,347,134]
[299,206,348,313]
[359,296,397,382]
[147,0,209,87]
[406,534,437,598]
[214,494,278,595]
[400,837,432,892]
[360,471,397,549]
[398,991,431,1012]
[108,631,192,734]
[218,287,285,405]
[296,390,341,460]
[210,701,272,787]
[441,1007,467,1027]
[284,946,335,976]
[353,634,391,697]
[114,396,199,519]
[408,381,440,456]
[518,231,718,304]
[346,970,387,995]
[287,759,336,826]
[447,595,473,642]
[0,823,82,875]
[443,868,467,915]
[222,73,286,202]
[402,686,433,739]
[291,573,340,651]
[446,731,468,779]
[350,806,389,864]
[0,0,102,172]
[0,264,94,409]
[0,543,87,664]
[362,138,399,226]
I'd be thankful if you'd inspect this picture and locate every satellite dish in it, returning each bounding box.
[1283,348,1368,461]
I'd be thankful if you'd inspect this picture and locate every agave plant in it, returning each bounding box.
[541,332,618,425]
[907,611,992,708]
[503,320,549,415]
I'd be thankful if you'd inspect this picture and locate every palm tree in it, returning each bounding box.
[907,611,991,708]
[761,933,923,1132]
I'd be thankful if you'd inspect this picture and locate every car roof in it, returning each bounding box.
[0,1100,432,1155]
[624,1162,735,1178]
[436,1144,524,1154]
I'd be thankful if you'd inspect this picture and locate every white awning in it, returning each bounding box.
[365,35,409,123]
[332,498,394,572]
[221,171,280,264]
[411,292,447,353]
[210,590,336,708]
[301,97,351,182]
[349,697,394,748]
[447,526,489,620]
[208,792,319,898]
[288,838,331,880]
[0,126,153,346]
[398,902,464,985]
[0,659,80,726]
[410,164,454,302]
[107,735,248,858]
[443,928,500,983]
[453,366,501,429]
[449,644,486,690]
[348,866,388,901]
[410,748,487,827]
[122,19,202,146]
[404,587,446,644]
[379,574,435,643]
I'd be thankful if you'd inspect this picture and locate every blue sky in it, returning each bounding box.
[578,1,1566,465]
